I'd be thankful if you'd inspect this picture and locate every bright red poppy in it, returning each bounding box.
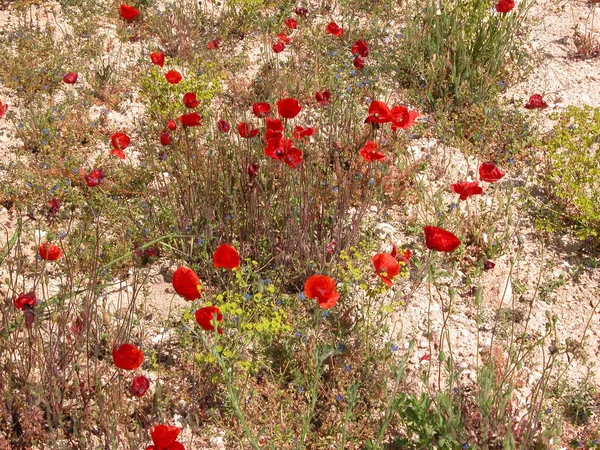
[372,253,400,287]
[238,122,259,138]
[265,137,293,161]
[479,162,505,182]
[353,57,364,69]
[217,120,231,132]
[119,3,139,20]
[172,267,203,300]
[39,243,62,261]
[14,292,36,310]
[351,40,369,57]
[277,98,301,119]
[292,126,316,140]
[110,148,125,159]
[285,18,298,29]
[213,244,240,270]
[62,72,78,84]
[160,130,171,146]
[451,181,483,200]
[146,443,185,450]
[283,147,303,168]
[304,275,340,309]
[391,106,418,130]
[315,89,331,105]
[194,306,223,334]
[277,32,291,44]
[0,101,7,118]
[423,226,461,252]
[252,102,271,118]
[149,425,181,450]
[272,41,285,53]
[165,70,182,84]
[326,22,343,36]
[266,117,283,132]
[131,375,150,397]
[150,52,165,67]
[85,169,105,187]
[391,245,412,265]
[111,132,130,150]
[366,101,392,124]
[360,141,386,162]
[178,112,201,127]
[206,38,221,49]
[167,119,177,131]
[183,92,200,108]
[495,0,515,13]
[524,94,547,109]
[112,343,144,370]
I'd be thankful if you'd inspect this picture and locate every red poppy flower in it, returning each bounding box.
[39,242,62,261]
[252,102,271,118]
[277,98,301,119]
[119,3,139,20]
[146,442,185,450]
[160,130,171,146]
[285,18,297,29]
[47,197,61,220]
[451,181,483,200]
[272,41,285,53]
[247,163,259,178]
[167,119,177,131]
[524,94,547,109]
[495,0,515,13]
[479,162,505,182]
[266,117,283,132]
[0,100,7,118]
[206,38,221,49]
[351,40,369,57]
[391,245,412,264]
[423,226,461,252]
[366,101,393,124]
[295,7,308,16]
[292,126,316,140]
[150,52,165,67]
[283,147,303,168]
[278,32,291,44]
[111,132,130,150]
[238,122,259,138]
[360,141,386,162]
[325,22,343,37]
[372,253,400,287]
[183,92,200,108]
[14,292,36,310]
[165,70,182,84]
[85,169,105,187]
[484,260,496,270]
[112,343,144,370]
[110,148,125,159]
[315,89,331,105]
[62,72,78,84]
[391,106,418,130]
[131,375,150,397]
[178,112,201,127]
[172,267,203,300]
[265,137,293,161]
[304,275,340,309]
[213,244,240,270]
[217,120,231,132]
[149,425,180,449]
[195,306,223,334]
[353,57,365,69]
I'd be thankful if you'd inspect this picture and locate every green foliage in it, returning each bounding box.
[562,379,596,426]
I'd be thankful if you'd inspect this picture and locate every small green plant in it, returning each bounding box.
[562,379,596,426]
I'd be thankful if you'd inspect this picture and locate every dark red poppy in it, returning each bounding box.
[39,243,62,261]
[131,375,150,397]
[252,102,271,118]
[326,22,343,37]
[285,18,297,29]
[351,40,369,57]
[484,260,496,270]
[451,181,483,200]
[213,244,240,270]
[160,130,171,146]
[0,101,7,118]
[183,92,200,108]
[304,275,340,309]
[217,120,231,132]
[272,41,285,53]
[206,38,221,49]
[423,226,461,252]
[119,3,139,20]
[277,98,301,119]
[85,169,105,187]
[111,132,130,150]
[360,141,386,162]
[495,0,515,13]
[112,343,144,370]
[295,7,308,16]
[292,126,316,140]
[366,101,392,124]
[372,253,400,287]
[524,94,547,109]
[149,425,180,449]
[150,52,165,67]
[238,122,259,138]
[283,147,303,168]
[14,292,36,310]
[165,70,182,85]
[353,57,365,69]
[315,89,331,105]
[479,162,505,182]
[247,163,259,179]
[47,197,61,220]
[167,119,177,131]
[178,112,201,127]
[278,32,290,44]
[172,267,203,300]
[62,72,78,84]
[195,306,223,334]
[391,106,418,130]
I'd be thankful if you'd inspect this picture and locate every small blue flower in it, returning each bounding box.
[462,443,470,450]
[391,344,399,352]
[294,331,302,338]
[244,293,251,300]
[276,299,283,306]
[298,386,304,393]
[335,394,343,401]
[337,343,347,352]
[368,178,375,186]
[298,293,306,301]
[322,310,329,317]
[343,364,351,372]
